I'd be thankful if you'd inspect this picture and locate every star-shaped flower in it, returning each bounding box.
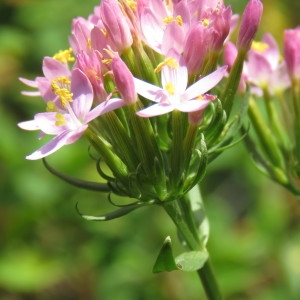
[134,56,227,117]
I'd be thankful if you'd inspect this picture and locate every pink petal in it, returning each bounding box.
[26,127,86,160]
[247,52,271,85]
[71,68,94,119]
[42,57,71,79]
[34,112,65,135]
[161,22,185,55]
[19,77,38,88]
[133,77,165,102]
[161,55,188,94]
[262,33,280,70]
[21,91,41,97]
[86,98,126,123]
[136,103,174,117]
[175,99,211,112]
[140,8,164,53]
[18,120,40,131]
[185,65,227,99]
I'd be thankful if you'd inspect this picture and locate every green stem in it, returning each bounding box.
[248,97,285,169]
[221,49,247,117]
[262,88,287,148]
[197,259,223,300]
[163,191,223,300]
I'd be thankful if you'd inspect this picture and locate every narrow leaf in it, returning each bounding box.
[76,201,148,221]
[43,158,111,192]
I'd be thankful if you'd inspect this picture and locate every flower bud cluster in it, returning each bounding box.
[18,0,263,203]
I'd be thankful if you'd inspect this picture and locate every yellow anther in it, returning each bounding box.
[163,16,174,24]
[154,57,179,73]
[87,38,92,50]
[165,82,175,95]
[51,77,73,108]
[57,88,73,107]
[53,48,75,63]
[125,0,137,11]
[86,69,100,80]
[46,101,58,112]
[175,16,183,26]
[55,113,67,126]
[100,28,108,37]
[196,95,204,100]
[163,15,182,26]
[251,41,269,52]
[201,18,210,27]
[57,76,71,85]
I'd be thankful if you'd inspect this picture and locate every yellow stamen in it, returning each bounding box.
[154,57,179,73]
[55,113,67,126]
[51,77,73,108]
[165,82,175,95]
[57,76,71,85]
[53,48,75,63]
[201,18,210,27]
[46,101,58,112]
[124,0,137,11]
[175,16,183,26]
[87,38,92,50]
[100,28,108,37]
[251,41,269,52]
[196,95,204,100]
[163,16,174,24]
[163,15,183,26]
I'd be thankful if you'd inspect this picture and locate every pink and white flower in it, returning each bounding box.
[134,54,227,117]
[18,69,125,160]
[20,56,72,102]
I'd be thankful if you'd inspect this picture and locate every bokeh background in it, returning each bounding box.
[1,0,300,299]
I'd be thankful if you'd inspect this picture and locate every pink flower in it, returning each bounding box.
[76,49,108,102]
[247,33,290,94]
[100,0,133,52]
[134,54,227,117]
[183,23,210,75]
[284,27,300,81]
[112,56,137,104]
[69,17,94,55]
[237,0,263,51]
[20,56,71,101]
[18,69,125,160]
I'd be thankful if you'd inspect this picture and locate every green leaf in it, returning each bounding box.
[175,250,209,272]
[152,236,181,273]
[152,236,209,273]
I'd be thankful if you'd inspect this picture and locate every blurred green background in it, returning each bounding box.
[1,0,300,299]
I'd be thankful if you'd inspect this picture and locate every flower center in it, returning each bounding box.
[251,41,269,53]
[55,113,67,126]
[155,57,179,73]
[165,82,175,95]
[51,76,73,108]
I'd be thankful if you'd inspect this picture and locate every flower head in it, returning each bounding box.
[18,69,125,160]
[134,54,227,117]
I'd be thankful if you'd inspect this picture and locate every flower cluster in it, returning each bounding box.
[19,0,263,203]
[223,26,300,196]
